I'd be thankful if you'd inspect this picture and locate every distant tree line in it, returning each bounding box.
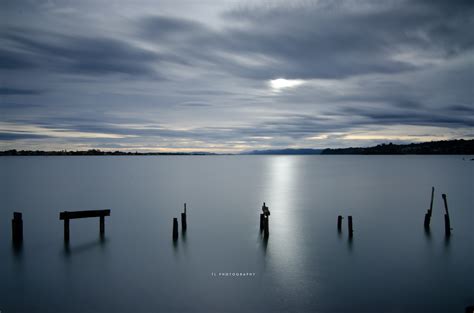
[0,149,215,156]
[321,139,474,155]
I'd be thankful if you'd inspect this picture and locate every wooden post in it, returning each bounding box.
[260,213,264,232]
[181,203,187,231]
[263,216,269,238]
[181,212,187,231]
[348,216,353,237]
[12,212,23,242]
[337,215,343,231]
[100,215,105,236]
[424,187,434,229]
[442,194,452,236]
[173,217,179,240]
[64,216,70,242]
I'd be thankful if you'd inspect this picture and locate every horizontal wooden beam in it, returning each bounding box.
[60,209,110,220]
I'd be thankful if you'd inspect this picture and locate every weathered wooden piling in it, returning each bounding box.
[181,203,187,232]
[64,216,70,242]
[173,217,179,240]
[100,216,105,236]
[337,215,343,231]
[442,194,452,236]
[263,216,269,238]
[59,209,110,242]
[181,213,187,231]
[348,216,353,237]
[424,187,434,229]
[261,202,270,237]
[12,212,23,242]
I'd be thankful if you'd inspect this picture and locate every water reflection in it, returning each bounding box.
[262,156,303,287]
[444,235,451,250]
[347,236,354,252]
[423,227,432,243]
[12,240,23,259]
[63,237,108,257]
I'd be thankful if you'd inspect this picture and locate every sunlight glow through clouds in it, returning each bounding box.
[269,78,305,91]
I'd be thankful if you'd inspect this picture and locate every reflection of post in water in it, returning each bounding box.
[424,187,434,230]
[442,194,452,237]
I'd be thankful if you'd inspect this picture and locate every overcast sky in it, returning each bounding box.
[1,0,473,152]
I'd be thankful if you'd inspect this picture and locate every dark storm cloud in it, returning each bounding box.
[138,0,474,80]
[340,106,474,128]
[1,28,177,78]
[0,49,36,69]
[447,105,474,114]
[0,133,50,140]
[1,0,473,151]
[0,87,42,95]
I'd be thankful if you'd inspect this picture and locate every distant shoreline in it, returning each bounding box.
[1,139,473,156]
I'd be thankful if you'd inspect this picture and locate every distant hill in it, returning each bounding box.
[244,148,323,155]
[321,139,474,155]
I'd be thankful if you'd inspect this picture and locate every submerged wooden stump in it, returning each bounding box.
[12,212,23,243]
[181,203,187,232]
[173,218,178,239]
[442,194,452,236]
[348,216,353,237]
[337,215,343,231]
[424,187,435,229]
[263,216,269,238]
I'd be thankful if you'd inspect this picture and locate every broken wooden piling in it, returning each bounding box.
[59,209,110,242]
[348,216,353,237]
[263,216,269,238]
[181,203,187,232]
[442,194,452,236]
[261,202,270,238]
[337,215,343,231]
[12,212,23,243]
[424,187,434,229]
[173,217,179,240]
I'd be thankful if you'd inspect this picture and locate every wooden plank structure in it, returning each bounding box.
[59,209,110,242]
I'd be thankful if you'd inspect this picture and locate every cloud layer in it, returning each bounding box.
[1,0,473,151]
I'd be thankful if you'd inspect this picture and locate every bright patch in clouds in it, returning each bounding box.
[269,78,305,91]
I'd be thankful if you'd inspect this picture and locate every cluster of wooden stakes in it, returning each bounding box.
[172,203,187,240]
[424,187,453,236]
[10,189,454,246]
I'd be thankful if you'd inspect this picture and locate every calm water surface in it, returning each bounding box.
[0,155,473,313]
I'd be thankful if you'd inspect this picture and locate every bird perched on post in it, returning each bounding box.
[262,202,270,217]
